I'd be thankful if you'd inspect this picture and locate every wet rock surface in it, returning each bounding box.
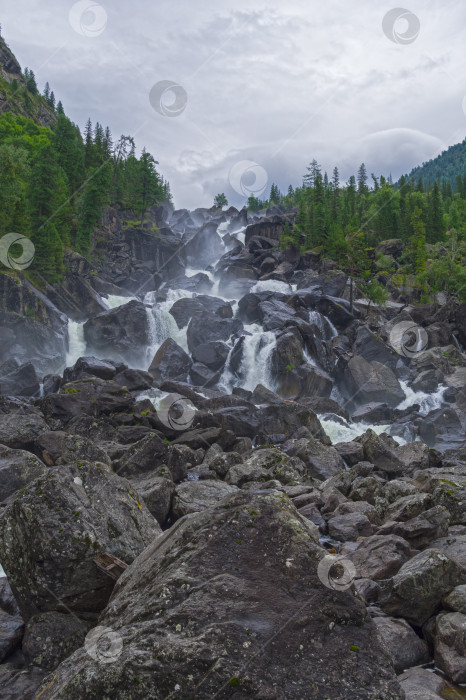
[0,204,465,698]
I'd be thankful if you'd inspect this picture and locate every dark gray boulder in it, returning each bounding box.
[341,356,405,410]
[0,400,48,450]
[0,443,48,502]
[381,548,466,626]
[33,431,110,467]
[372,615,429,673]
[0,463,161,621]
[22,612,88,671]
[36,491,403,699]
[149,338,192,384]
[0,361,40,397]
[63,356,118,383]
[83,300,149,365]
[186,313,243,352]
[192,341,230,371]
[39,378,135,426]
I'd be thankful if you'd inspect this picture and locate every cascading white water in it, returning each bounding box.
[319,418,403,445]
[221,325,276,392]
[397,381,447,415]
[303,348,319,369]
[251,280,293,294]
[65,320,87,368]
[105,294,136,309]
[185,267,223,298]
[64,296,136,371]
[308,310,338,339]
[144,288,194,366]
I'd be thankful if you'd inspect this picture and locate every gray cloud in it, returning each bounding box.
[1,0,465,208]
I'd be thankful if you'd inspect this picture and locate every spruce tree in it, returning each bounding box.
[357,163,368,195]
[84,118,93,170]
[135,149,163,226]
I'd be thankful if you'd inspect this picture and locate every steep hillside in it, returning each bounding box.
[0,35,56,128]
[404,137,466,188]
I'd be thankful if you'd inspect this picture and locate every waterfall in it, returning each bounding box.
[319,417,400,445]
[65,320,87,368]
[308,310,338,339]
[397,381,447,415]
[221,325,276,392]
[105,294,136,309]
[144,289,194,367]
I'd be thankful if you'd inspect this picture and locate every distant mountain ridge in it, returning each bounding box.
[403,137,466,188]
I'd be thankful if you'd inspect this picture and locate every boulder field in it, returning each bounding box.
[0,204,464,698]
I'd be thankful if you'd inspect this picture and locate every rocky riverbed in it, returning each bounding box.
[0,205,465,698]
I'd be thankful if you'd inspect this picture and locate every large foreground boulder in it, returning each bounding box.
[37,491,403,699]
[0,463,161,621]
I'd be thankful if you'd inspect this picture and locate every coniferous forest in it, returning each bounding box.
[0,65,169,282]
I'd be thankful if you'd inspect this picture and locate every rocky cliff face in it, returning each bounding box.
[0,36,56,128]
[0,37,21,82]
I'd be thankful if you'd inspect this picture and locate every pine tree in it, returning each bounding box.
[84,118,93,170]
[331,166,340,220]
[24,68,38,94]
[56,100,64,115]
[312,171,326,244]
[43,82,50,101]
[269,183,280,204]
[49,91,55,110]
[303,159,321,189]
[214,193,228,208]
[103,126,113,159]
[135,149,163,227]
[357,163,368,195]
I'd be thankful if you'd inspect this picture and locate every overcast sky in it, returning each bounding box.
[1,0,465,209]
